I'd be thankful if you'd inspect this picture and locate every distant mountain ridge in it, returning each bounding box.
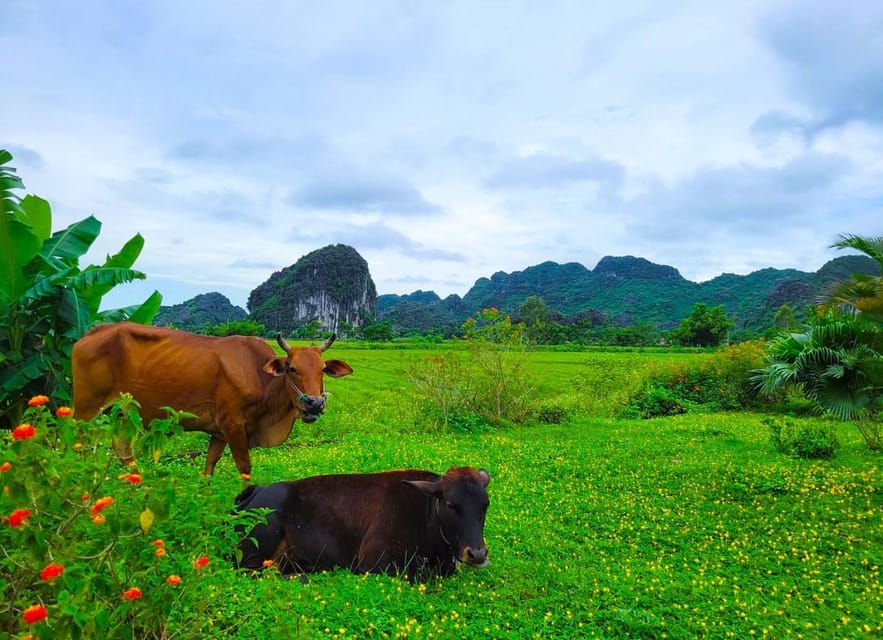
[377,254,880,336]
[156,249,880,337]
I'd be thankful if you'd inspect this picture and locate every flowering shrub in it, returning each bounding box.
[0,394,244,639]
[622,341,776,418]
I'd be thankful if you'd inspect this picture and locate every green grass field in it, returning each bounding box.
[148,345,882,639]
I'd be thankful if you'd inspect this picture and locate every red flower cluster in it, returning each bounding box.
[0,461,11,472]
[23,603,47,624]
[40,562,65,582]
[55,406,73,418]
[118,473,142,484]
[193,555,210,570]
[9,508,31,528]
[12,424,36,441]
[122,587,142,600]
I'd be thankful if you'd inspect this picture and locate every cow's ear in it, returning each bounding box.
[478,468,491,487]
[324,360,353,378]
[403,479,442,498]
[263,358,287,377]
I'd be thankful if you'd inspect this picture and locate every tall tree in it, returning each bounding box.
[671,303,733,347]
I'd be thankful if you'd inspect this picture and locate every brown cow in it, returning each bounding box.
[233,467,491,581]
[71,322,352,478]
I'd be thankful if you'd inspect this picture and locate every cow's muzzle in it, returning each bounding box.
[460,545,489,568]
[299,395,326,423]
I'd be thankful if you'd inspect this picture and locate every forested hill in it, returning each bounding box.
[377,254,880,336]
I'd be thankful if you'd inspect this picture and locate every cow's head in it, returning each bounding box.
[405,467,491,568]
[263,334,353,423]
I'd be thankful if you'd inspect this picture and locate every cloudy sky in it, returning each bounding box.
[3,0,881,310]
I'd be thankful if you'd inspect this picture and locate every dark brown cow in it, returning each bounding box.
[71,322,352,478]
[233,467,491,581]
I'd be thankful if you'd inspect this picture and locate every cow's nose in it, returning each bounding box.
[464,546,488,566]
[302,395,325,413]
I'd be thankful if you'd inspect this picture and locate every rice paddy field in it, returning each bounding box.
[155,345,882,639]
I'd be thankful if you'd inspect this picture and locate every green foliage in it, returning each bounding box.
[0,395,252,639]
[819,233,883,323]
[754,235,883,451]
[360,320,394,342]
[765,415,838,459]
[0,151,161,427]
[623,341,770,417]
[408,309,535,428]
[670,303,734,347]
[753,309,882,449]
[206,319,266,337]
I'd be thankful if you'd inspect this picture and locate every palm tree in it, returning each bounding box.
[819,234,883,323]
[754,233,883,450]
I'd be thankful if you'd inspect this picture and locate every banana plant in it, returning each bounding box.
[0,149,162,427]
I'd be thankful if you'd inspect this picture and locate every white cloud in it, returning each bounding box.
[2,0,881,310]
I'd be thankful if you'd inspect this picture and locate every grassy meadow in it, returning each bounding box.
[4,344,882,639]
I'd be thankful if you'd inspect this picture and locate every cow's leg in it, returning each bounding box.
[203,436,227,476]
[224,426,253,480]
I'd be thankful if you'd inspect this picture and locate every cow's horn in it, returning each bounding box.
[320,333,336,352]
[276,334,292,355]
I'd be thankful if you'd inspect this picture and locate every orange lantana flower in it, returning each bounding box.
[118,473,142,484]
[55,406,73,418]
[12,424,36,441]
[193,555,210,570]
[92,515,106,525]
[90,497,114,516]
[166,574,182,586]
[122,587,142,600]
[155,547,166,558]
[0,461,11,472]
[27,395,50,407]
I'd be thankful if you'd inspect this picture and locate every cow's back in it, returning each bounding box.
[72,322,271,425]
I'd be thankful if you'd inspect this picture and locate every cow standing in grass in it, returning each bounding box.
[234,467,491,581]
[72,322,352,478]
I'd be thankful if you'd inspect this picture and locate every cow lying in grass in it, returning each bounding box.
[234,467,490,581]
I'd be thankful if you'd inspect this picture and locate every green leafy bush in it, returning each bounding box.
[765,416,838,459]
[408,308,536,429]
[206,319,266,337]
[0,394,247,639]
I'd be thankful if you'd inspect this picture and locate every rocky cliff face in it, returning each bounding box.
[248,244,377,334]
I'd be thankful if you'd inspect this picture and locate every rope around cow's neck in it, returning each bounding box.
[434,499,454,554]
[283,371,308,403]
[283,371,329,403]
